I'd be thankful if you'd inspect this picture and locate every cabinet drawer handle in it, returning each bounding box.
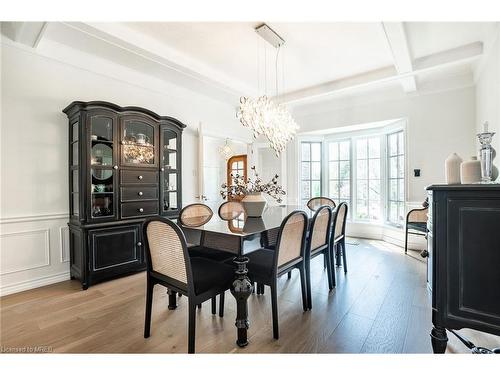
[161,167,165,172]
[138,191,143,196]
[137,242,142,247]
[138,175,143,180]
[113,165,118,170]
[121,140,125,145]
[138,208,144,213]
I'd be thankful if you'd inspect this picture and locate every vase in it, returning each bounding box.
[445,153,462,184]
[241,192,267,217]
[460,156,482,184]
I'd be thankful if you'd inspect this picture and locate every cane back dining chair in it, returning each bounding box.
[246,210,309,339]
[179,203,236,313]
[142,217,234,354]
[305,205,334,309]
[331,202,348,272]
[307,197,336,211]
[218,200,245,220]
[405,205,428,254]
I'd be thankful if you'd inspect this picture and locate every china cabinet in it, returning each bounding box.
[63,101,185,289]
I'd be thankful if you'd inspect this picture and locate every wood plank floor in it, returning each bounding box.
[1,239,499,354]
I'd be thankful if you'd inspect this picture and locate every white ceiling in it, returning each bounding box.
[126,22,396,93]
[2,21,498,108]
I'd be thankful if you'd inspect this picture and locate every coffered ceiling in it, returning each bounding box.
[2,21,499,109]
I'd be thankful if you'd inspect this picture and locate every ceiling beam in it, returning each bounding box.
[276,41,483,105]
[0,22,47,48]
[381,22,416,93]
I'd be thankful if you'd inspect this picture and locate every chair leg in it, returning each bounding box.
[211,296,216,315]
[167,289,177,310]
[325,249,334,290]
[144,279,153,338]
[270,281,279,339]
[405,226,409,254]
[323,254,327,269]
[298,266,308,312]
[252,282,256,293]
[341,239,347,274]
[287,271,292,279]
[188,302,196,354]
[219,292,225,318]
[197,303,202,309]
[305,255,312,310]
[335,243,342,267]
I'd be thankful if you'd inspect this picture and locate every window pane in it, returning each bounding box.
[398,155,405,178]
[390,157,398,178]
[369,201,381,221]
[357,179,368,199]
[369,138,380,158]
[339,161,350,179]
[329,142,338,161]
[340,180,350,199]
[301,143,310,161]
[301,162,310,180]
[311,181,321,197]
[311,143,321,161]
[301,181,311,199]
[311,162,321,180]
[389,134,398,156]
[399,179,405,201]
[369,180,380,201]
[356,139,367,159]
[369,158,380,179]
[390,179,398,200]
[339,141,350,160]
[357,159,368,179]
[357,199,368,219]
[390,202,398,223]
[329,181,338,197]
[329,161,339,179]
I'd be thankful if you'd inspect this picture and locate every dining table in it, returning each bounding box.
[178,204,318,348]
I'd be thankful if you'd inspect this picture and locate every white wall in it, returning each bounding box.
[476,28,500,158]
[0,40,246,295]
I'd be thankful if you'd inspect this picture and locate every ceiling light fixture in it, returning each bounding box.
[218,138,234,160]
[237,24,299,157]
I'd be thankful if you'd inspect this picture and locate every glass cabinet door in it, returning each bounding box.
[121,119,156,167]
[161,128,180,214]
[88,113,117,220]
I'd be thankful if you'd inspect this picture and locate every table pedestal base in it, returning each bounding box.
[230,257,253,348]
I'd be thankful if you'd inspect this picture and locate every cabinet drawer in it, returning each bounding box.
[121,186,158,202]
[121,201,158,218]
[121,170,158,184]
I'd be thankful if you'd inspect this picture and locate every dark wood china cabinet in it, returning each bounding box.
[63,101,185,289]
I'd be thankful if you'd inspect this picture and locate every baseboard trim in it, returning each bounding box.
[0,271,71,297]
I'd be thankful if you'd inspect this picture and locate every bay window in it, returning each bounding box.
[299,120,406,226]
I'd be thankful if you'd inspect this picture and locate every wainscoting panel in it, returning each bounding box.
[0,229,50,274]
[0,214,71,296]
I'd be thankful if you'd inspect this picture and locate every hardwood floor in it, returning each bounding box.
[1,239,499,354]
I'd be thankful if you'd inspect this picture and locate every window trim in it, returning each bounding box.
[299,140,323,204]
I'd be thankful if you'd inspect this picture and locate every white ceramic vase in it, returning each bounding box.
[460,156,482,184]
[241,192,267,217]
[445,153,462,184]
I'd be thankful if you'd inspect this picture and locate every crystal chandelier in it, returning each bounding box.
[218,138,234,160]
[237,24,299,157]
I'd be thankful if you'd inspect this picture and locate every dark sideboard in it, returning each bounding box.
[63,101,186,289]
[426,184,500,353]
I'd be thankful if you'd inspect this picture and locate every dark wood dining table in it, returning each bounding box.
[178,204,316,348]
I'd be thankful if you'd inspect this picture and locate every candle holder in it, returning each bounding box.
[477,122,497,183]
